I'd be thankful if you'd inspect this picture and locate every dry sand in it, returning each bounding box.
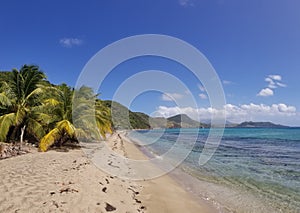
[0,133,217,213]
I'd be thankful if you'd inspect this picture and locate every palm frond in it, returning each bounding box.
[0,113,16,141]
[39,128,60,152]
[75,128,89,140]
[0,92,12,107]
[24,87,43,103]
[43,98,60,106]
[15,107,26,125]
[56,120,76,137]
[27,117,46,139]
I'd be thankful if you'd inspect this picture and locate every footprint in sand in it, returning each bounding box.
[105,202,116,212]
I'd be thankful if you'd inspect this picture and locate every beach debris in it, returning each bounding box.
[108,161,120,168]
[0,143,30,160]
[135,198,142,204]
[128,187,139,195]
[72,161,89,170]
[102,187,107,193]
[61,181,74,185]
[59,187,79,194]
[105,202,116,211]
[138,205,146,212]
[105,178,110,184]
[50,191,56,195]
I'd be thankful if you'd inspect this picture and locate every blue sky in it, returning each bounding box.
[1,0,300,125]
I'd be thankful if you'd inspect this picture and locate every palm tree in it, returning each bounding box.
[0,65,46,146]
[39,84,112,151]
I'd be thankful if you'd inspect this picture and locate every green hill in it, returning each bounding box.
[103,101,207,129]
[103,100,150,129]
[167,114,208,128]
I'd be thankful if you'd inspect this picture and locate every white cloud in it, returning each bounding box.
[178,0,194,7]
[277,103,296,113]
[161,93,184,101]
[59,38,83,48]
[276,82,287,87]
[269,75,282,81]
[257,88,274,97]
[222,80,233,85]
[265,77,277,89]
[198,84,206,92]
[264,75,287,89]
[154,103,297,125]
[259,74,287,97]
[199,93,207,99]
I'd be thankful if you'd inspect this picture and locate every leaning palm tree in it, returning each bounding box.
[0,65,46,145]
[38,84,77,151]
[73,86,112,140]
[39,84,112,151]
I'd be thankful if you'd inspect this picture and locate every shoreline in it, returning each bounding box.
[117,131,218,213]
[0,132,217,212]
[126,129,299,213]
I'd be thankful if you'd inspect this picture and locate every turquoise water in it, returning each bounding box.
[129,128,300,213]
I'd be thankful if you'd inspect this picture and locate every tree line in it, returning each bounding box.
[0,65,112,151]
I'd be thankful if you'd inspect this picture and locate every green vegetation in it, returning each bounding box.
[0,65,47,145]
[103,101,150,129]
[166,114,208,128]
[2,65,285,152]
[0,65,112,151]
[102,100,207,130]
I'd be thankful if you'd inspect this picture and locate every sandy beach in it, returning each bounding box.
[0,133,216,213]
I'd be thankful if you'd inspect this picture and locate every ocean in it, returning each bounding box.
[128,128,300,213]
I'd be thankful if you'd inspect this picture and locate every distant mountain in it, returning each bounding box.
[200,119,238,128]
[234,121,289,128]
[102,101,290,129]
[149,117,169,129]
[103,101,208,129]
[167,114,208,128]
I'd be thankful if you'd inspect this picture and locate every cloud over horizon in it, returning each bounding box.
[154,103,298,126]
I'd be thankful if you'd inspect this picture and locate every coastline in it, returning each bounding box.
[0,132,217,212]
[117,131,218,213]
[126,128,300,213]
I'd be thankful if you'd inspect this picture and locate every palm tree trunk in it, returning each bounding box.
[20,125,26,148]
